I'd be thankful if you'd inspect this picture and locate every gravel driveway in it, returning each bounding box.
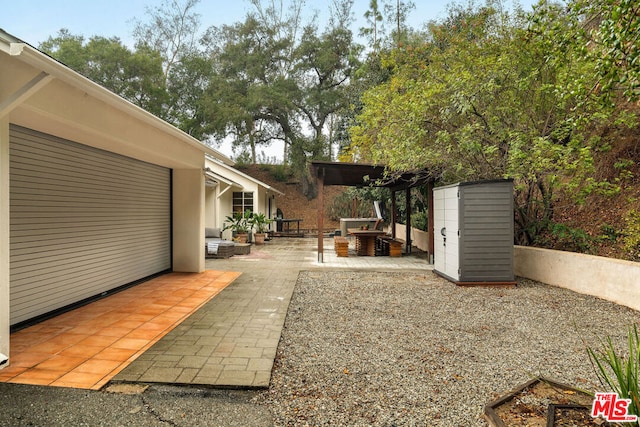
[255,270,640,426]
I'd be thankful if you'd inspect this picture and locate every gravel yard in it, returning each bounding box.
[256,270,640,426]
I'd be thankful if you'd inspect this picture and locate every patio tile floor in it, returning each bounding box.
[0,270,239,390]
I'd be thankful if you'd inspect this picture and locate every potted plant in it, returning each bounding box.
[223,210,252,243]
[249,212,273,245]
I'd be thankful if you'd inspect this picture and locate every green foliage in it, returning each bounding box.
[40,31,168,118]
[623,210,640,261]
[327,187,390,221]
[571,0,640,102]
[599,224,621,243]
[248,212,273,233]
[535,221,593,253]
[257,164,291,181]
[131,0,201,84]
[270,165,292,182]
[587,325,640,423]
[348,0,638,246]
[411,211,429,232]
[200,0,359,191]
[223,209,252,234]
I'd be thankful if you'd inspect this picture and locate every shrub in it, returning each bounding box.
[599,223,621,242]
[623,210,640,261]
[411,211,429,232]
[535,221,593,253]
[269,164,291,182]
[588,325,640,424]
[327,190,374,220]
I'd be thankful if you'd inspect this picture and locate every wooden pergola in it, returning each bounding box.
[310,161,434,263]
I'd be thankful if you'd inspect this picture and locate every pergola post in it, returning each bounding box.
[427,181,434,264]
[391,191,397,240]
[405,187,412,254]
[317,167,324,263]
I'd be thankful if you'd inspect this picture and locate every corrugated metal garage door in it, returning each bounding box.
[9,125,171,326]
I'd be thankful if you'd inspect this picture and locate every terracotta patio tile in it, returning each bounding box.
[111,337,150,350]
[95,326,135,338]
[68,325,104,335]
[28,340,75,355]
[74,359,121,375]
[123,313,157,322]
[59,344,104,359]
[51,371,106,389]
[7,352,52,368]
[109,319,145,330]
[124,328,164,340]
[0,365,27,380]
[3,270,237,389]
[93,347,138,362]
[11,368,64,384]
[35,355,86,371]
[76,335,120,347]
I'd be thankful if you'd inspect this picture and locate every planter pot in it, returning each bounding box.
[254,233,266,245]
[235,233,248,244]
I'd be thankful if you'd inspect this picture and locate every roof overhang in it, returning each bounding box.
[206,155,285,196]
[310,161,432,191]
[0,29,235,169]
[204,168,242,188]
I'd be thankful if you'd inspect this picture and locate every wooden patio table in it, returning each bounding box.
[348,228,387,256]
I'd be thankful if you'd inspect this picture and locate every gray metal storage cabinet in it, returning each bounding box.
[433,179,515,286]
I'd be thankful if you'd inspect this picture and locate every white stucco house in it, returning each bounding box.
[0,30,278,368]
[205,157,283,240]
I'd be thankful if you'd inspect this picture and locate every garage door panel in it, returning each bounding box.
[10,234,170,268]
[9,126,172,326]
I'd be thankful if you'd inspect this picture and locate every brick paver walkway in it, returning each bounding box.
[113,237,431,388]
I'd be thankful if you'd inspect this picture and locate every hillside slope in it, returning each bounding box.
[544,124,640,260]
[237,164,344,233]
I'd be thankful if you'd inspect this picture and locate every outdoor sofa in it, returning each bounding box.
[205,227,235,258]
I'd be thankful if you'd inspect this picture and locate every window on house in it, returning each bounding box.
[232,191,254,215]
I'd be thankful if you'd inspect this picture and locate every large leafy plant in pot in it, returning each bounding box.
[249,212,273,245]
[223,210,252,243]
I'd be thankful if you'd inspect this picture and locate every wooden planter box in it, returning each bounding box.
[484,377,596,427]
[334,236,349,257]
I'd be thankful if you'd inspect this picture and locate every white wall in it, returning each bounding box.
[204,185,217,229]
[515,246,640,312]
[0,117,10,367]
[173,169,205,273]
[394,223,430,252]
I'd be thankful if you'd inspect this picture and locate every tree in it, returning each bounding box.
[200,0,358,196]
[348,0,629,245]
[200,11,300,163]
[360,0,385,53]
[293,13,360,163]
[383,0,416,47]
[571,0,640,101]
[39,30,167,118]
[132,0,202,86]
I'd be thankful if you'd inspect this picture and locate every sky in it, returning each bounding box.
[2,0,539,160]
[1,0,494,47]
